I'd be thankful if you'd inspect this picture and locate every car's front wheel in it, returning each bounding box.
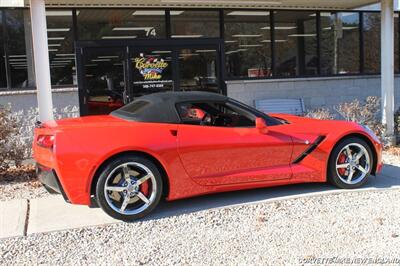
[328,137,373,189]
[95,155,163,221]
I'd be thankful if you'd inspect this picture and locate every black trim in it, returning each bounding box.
[359,11,365,74]
[2,10,11,90]
[316,12,321,76]
[36,164,71,203]
[165,9,171,39]
[72,9,78,41]
[292,136,326,164]
[270,10,276,77]
[394,12,400,74]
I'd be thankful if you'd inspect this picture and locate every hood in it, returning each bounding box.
[269,113,365,136]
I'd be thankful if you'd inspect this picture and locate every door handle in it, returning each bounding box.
[170,130,178,137]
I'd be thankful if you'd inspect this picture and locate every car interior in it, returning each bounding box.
[177,102,256,127]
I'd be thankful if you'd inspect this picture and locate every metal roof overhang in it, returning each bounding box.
[18,0,380,10]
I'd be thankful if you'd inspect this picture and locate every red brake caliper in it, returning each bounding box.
[338,153,347,175]
[140,179,150,196]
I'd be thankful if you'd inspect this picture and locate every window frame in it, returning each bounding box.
[175,99,282,127]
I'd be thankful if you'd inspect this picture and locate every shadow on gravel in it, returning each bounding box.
[142,163,400,222]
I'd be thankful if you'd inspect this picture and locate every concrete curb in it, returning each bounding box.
[0,199,28,239]
[27,196,119,235]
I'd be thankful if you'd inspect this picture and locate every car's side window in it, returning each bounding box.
[177,102,256,128]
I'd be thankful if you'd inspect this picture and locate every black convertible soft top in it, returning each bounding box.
[112,91,229,123]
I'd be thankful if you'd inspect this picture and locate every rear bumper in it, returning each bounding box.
[36,163,70,203]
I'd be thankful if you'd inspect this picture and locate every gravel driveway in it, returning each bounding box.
[1,189,400,265]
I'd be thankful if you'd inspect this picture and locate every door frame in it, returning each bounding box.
[75,38,226,116]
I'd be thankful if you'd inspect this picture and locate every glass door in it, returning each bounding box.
[77,41,223,116]
[80,47,128,115]
[130,44,221,97]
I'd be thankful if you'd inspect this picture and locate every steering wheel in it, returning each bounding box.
[214,114,234,127]
[200,113,213,126]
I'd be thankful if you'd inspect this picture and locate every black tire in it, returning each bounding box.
[328,137,373,189]
[95,155,163,221]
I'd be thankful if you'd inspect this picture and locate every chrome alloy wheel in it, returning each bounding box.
[104,162,157,215]
[335,143,371,185]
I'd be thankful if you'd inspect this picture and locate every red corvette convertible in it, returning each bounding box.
[33,92,383,221]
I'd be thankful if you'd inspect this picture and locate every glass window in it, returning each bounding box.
[117,100,149,114]
[177,102,255,127]
[178,48,219,93]
[83,48,126,115]
[0,10,7,88]
[171,10,219,38]
[363,12,380,73]
[274,11,317,77]
[320,12,360,75]
[224,10,271,78]
[77,9,166,40]
[6,9,30,88]
[46,9,76,86]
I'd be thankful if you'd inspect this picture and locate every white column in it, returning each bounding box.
[29,0,54,121]
[381,0,395,144]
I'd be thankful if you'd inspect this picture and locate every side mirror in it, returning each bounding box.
[255,117,268,133]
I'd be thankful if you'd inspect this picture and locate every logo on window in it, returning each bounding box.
[134,54,168,81]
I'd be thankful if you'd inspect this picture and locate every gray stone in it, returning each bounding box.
[0,199,28,239]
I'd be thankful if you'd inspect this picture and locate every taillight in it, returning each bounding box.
[37,135,55,149]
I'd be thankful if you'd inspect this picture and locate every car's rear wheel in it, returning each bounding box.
[95,155,163,221]
[328,137,373,189]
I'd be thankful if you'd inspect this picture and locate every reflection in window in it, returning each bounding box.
[46,10,76,86]
[274,11,317,77]
[224,10,271,78]
[77,9,166,40]
[84,49,126,115]
[171,10,219,38]
[178,48,219,93]
[363,13,380,73]
[320,12,360,75]
[6,9,32,88]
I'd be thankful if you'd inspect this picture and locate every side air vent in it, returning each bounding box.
[292,136,326,164]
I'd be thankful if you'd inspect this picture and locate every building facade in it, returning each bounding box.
[0,1,399,124]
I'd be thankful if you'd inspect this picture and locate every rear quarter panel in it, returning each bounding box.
[34,120,208,205]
